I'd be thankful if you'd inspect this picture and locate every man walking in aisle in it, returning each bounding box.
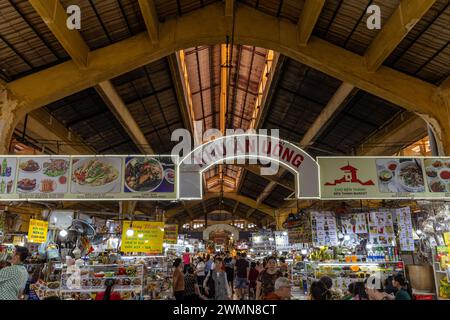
[234,252,250,299]
[0,246,29,300]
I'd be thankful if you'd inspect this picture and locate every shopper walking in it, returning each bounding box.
[184,266,201,301]
[195,257,206,293]
[182,248,192,274]
[248,261,259,300]
[203,257,231,300]
[262,277,292,300]
[234,252,250,299]
[319,276,342,300]
[351,282,369,300]
[0,246,29,300]
[224,252,235,296]
[255,261,264,273]
[205,254,213,274]
[255,256,282,300]
[95,279,121,300]
[172,258,185,300]
[309,280,332,300]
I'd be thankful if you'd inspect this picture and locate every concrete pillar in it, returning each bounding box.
[0,89,19,154]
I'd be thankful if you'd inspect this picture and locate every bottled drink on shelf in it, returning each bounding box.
[1,158,6,176]
[367,250,373,262]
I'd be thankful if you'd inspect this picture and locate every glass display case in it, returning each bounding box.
[303,261,405,292]
[59,263,145,300]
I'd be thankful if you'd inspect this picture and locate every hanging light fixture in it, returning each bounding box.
[59,229,68,237]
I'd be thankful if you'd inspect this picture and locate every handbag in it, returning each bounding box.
[46,241,60,260]
[205,270,215,299]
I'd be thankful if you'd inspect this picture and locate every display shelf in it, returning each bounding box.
[59,263,145,300]
[303,260,405,292]
[315,261,402,266]
[60,286,142,293]
[431,251,450,300]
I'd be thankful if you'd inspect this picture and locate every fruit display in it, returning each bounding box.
[304,261,405,292]
[439,277,450,299]
[308,246,334,261]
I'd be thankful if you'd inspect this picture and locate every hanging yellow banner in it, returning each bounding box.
[164,224,178,244]
[121,221,164,253]
[27,219,48,244]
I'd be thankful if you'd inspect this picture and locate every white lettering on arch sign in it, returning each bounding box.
[177,134,320,200]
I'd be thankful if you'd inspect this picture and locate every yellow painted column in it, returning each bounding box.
[0,89,20,154]
[430,89,450,156]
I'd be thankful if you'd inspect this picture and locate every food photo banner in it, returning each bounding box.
[318,157,450,199]
[0,155,449,200]
[0,155,177,200]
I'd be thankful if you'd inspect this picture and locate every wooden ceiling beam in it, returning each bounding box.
[364,0,437,72]
[138,0,159,44]
[15,109,95,154]
[297,0,325,46]
[29,0,89,67]
[225,0,234,17]
[7,3,440,118]
[95,81,154,154]
[4,2,449,154]
[356,112,428,156]
[243,165,295,191]
[165,192,274,219]
[300,82,356,147]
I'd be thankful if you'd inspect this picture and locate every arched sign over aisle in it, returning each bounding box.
[177,134,320,200]
[203,224,240,241]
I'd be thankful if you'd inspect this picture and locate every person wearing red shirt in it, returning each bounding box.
[95,279,121,300]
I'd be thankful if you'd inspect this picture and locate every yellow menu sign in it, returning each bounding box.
[444,232,450,246]
[27,219,48,243]
[121,221,164,253]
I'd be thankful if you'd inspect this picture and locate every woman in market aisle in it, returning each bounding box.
[195,257,206,294]
[262,277,292,300]
[172,258,185,300]
[319,276,343,300]
[203,257,231,300]
[182,248,192,274]
[255,261,264,273]
[255,256,283,300]
[0,246,29,300]
[204,254,214,275]
[309,281,332,300]
[184,266,201,301]
[248,261,259,300]
[345,282,368,300]
[95,279,121,300]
